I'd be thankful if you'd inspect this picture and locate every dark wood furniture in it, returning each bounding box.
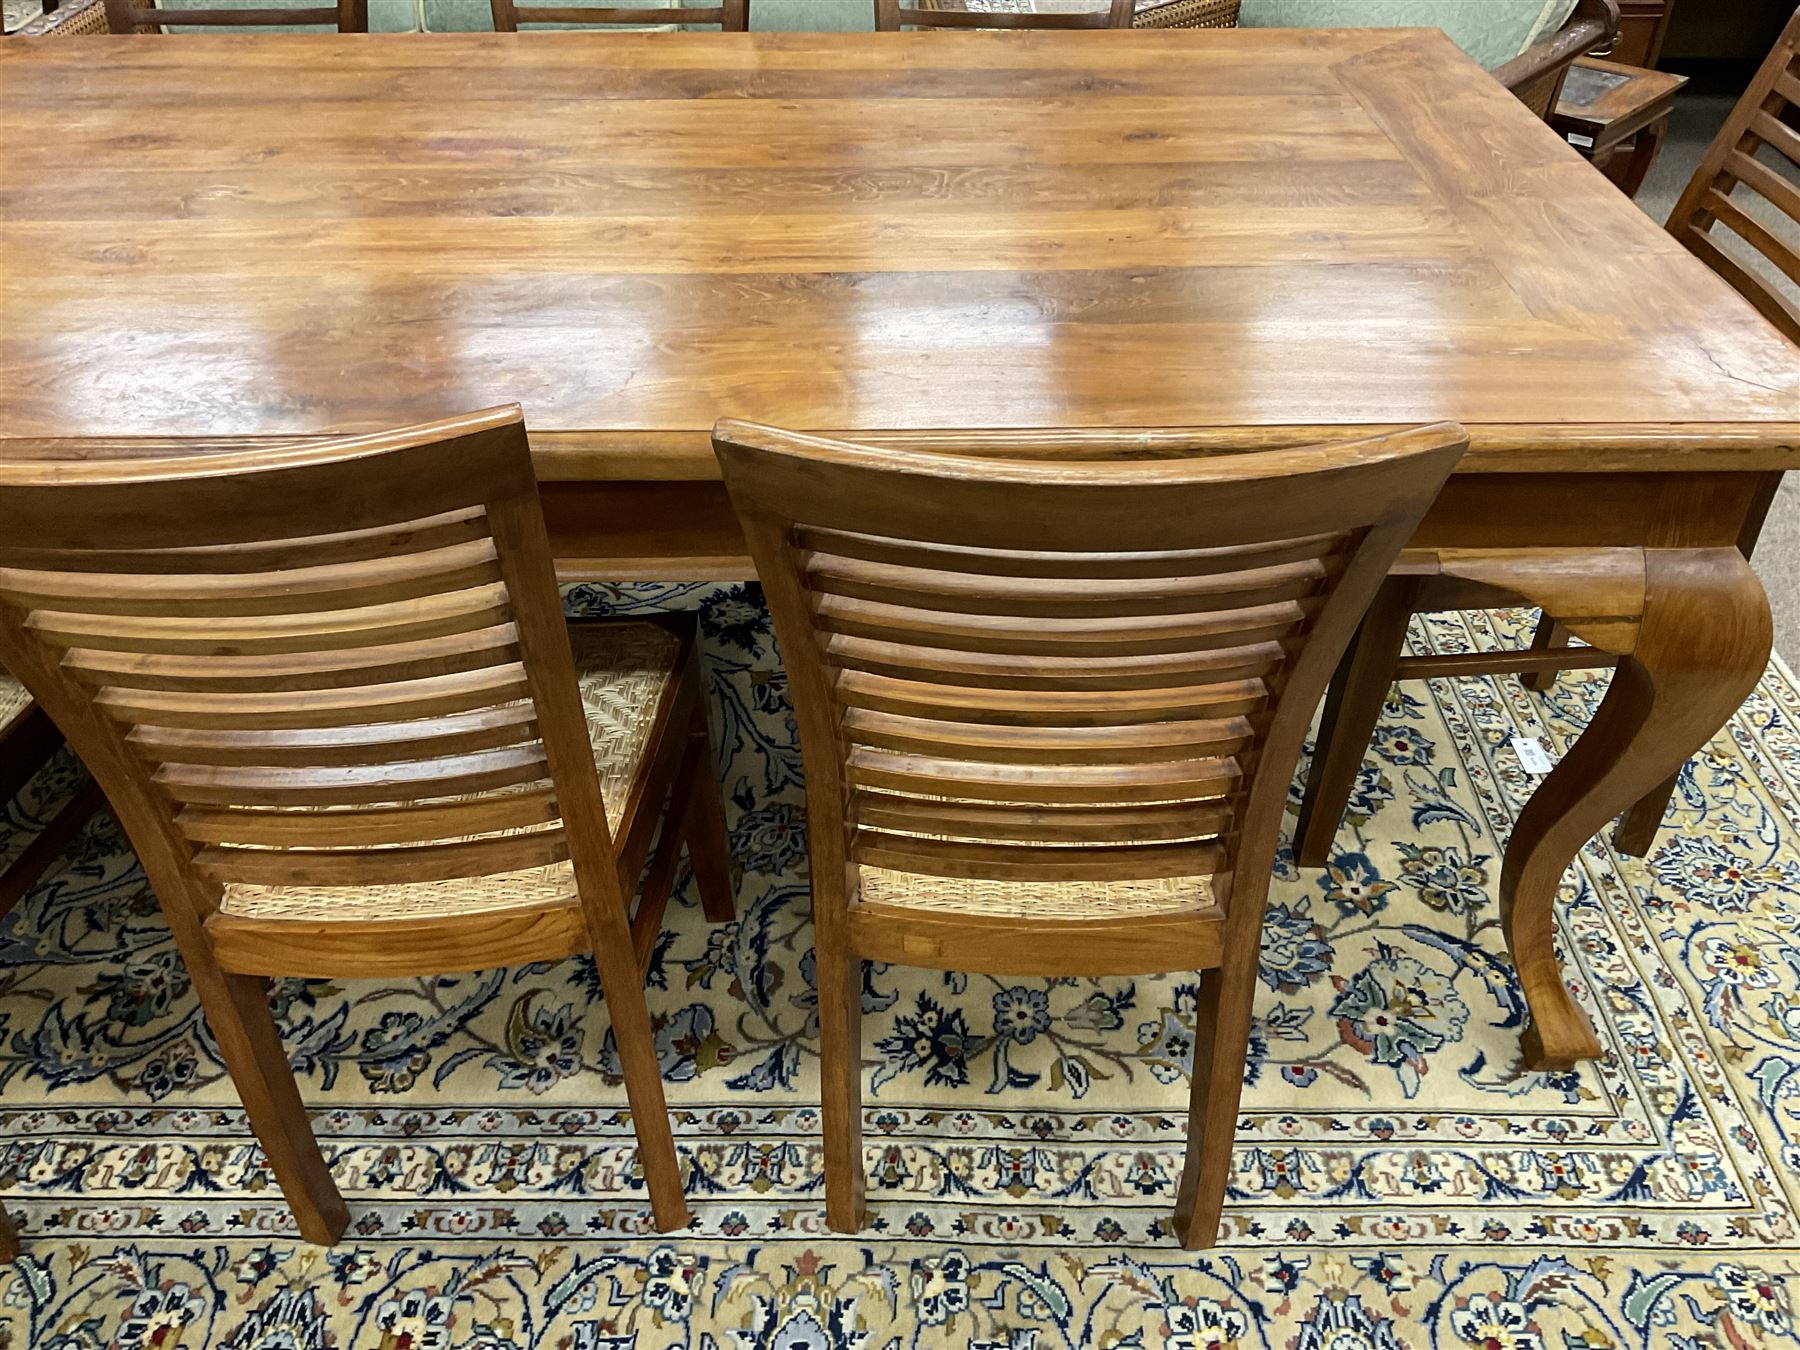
[0,408,735,1244]
[3,30,1797,1078]
[100,0,367,32]
[1615,0,1676,68]
[1298,6,1800,910]
[1553,56,1688,195]
[0,671,106,920]
[1496,0,1621,121]
[714,417,1466,1248]
[490,0,745,32]
[881,0,1135,29]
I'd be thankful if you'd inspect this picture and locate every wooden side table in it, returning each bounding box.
[1553,56,1689,197]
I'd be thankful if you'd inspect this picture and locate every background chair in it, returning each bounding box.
[1296,8,1800,872]
[490,0,745,31]
[100,0,368,31]
[0,407,735,1244]
[876,0,1134,30]
[1495,0,1621,121]
[714,418,1466,1248]
[1132,0,1238,25]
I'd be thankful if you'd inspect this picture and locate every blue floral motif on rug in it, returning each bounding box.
[0,587,1795,1346]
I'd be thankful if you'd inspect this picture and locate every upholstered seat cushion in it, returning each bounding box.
[858,866,1214,919]
[217,622,679,922]
[1237,0,1578,70]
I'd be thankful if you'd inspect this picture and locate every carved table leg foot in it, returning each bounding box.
[1501,549,1770,1070]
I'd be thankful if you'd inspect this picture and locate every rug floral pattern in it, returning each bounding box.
[0,586,1795,1346]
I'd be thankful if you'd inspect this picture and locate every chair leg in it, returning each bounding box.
[588,930,691,1232]
[817,919,865,1231]
[0,780,106,921]
[1294,575,1421,868]
[1171,959,1256,1249]
[1613,766,1680,857]
[204,972,349,1246]
[683,713,737,924]
[0,1202,17,1262]
[1521,613,1570,693]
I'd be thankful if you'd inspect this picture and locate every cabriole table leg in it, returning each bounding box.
[1501,548,1771,1069]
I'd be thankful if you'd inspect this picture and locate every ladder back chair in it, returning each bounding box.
[712,418,1467,1249]
[0,407,735,1244]
[1296,7,1800,874]
[1666,4,1800,346]
[490,0,745,32]
[876,0,1135,31]
[100,0,368,31]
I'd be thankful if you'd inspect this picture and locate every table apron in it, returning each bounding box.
[542,470,1783,582]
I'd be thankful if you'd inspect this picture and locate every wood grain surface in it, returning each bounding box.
[3,28,1799,470]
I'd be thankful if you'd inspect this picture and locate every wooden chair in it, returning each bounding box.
[490,0,745,32]
[0,407,735,1245]
[98,0,369,32]
[0,669,106,920]
[8,0,113,34]
[712,418,1467,1249]
[876,0,1135,31]
[1666,5,1800,346]
[1495,0,1620,121]
[1296,8,1800,872]
[1132,0,1238,26]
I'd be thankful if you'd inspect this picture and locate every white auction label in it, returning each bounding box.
[1511,735,1555,775]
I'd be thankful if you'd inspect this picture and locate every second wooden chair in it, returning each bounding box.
[713,418,1466,1248]
[0,407,734,1244]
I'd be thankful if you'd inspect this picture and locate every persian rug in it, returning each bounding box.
[0,586,1795,1348]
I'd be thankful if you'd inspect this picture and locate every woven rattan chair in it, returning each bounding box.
[1133,0,1237,25]
[8,0,113,34]
[1296,8,1800,874]
[712,418,1467,1249]
[490,0,745,32]
[1494,0,1620,122]
[0,407,735,1245]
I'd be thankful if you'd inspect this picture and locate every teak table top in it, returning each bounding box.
[2,28,1799,475]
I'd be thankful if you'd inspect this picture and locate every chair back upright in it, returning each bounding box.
[0,408,623,953]
[712,421,1467,958]
[1666,6,1800,345]
[875,0,1134,31]
[489,0,746,32]
[100,0,368,31]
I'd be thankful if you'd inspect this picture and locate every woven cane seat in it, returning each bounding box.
[0,669,31,734]
[858,866,1214,919]
[216,622,679,923]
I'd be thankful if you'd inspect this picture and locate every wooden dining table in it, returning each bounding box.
[2,27,1797,1073]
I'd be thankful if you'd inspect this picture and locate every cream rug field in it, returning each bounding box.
[0,586,1794,1347]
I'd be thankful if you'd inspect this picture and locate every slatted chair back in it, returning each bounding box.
[0,408,627,940]
[713,421,1466,953]
[100,0,367,30]
[876,0,1134,31]
[1665,6,1800,345]
[489,0,745,32]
